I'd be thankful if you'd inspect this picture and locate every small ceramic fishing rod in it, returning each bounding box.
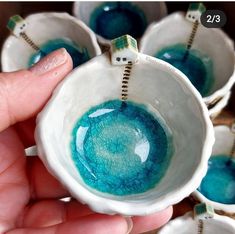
[110,35,138,102]
[183,3,206,61]
[7,15,45,55]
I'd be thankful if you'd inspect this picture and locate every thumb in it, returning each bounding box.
[0,48,73,132]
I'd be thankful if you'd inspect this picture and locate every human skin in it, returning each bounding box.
[0,48,172,234]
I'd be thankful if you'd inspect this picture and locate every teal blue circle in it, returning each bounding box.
[155,44,214,97]
[89,2,147,40]
[28,38,90,69]
[198,155,235,204]
[71,100,173,196]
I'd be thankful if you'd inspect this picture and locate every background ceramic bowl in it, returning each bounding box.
[158,212,235,234]
[140,12,235,106]
[35,52,214,216]
[208,92,231,119]
[193,125,235,214]
[73,1,167,44]
[1,12,101,72]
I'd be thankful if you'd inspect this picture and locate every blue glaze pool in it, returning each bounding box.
[71,100,173,196]
[29,38,90,69]
[155,44,214,97]
[198,155,235,204]
[89,2,147,40]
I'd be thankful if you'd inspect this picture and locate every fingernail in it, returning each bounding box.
[125,217,133,234]
[30,48,68,76]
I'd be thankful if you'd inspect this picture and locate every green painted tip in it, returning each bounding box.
[188,3,206,13]
[7,15,27,37]
[194,203,214,219]
[111,35,138,52]
[7,15,24,31]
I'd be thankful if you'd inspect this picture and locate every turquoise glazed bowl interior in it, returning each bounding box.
[198,155,235,204]
[1,12,101,72]
[140,12,235,103]
[155,43,214,97]
[70,99,173,196]
[73,1,167,43]
[28,38,90,69]
[36,53,213,215]
[194,125,235,214]
[89,2,147,40]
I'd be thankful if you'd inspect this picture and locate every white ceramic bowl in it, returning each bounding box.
[208,91,231,119]
[73,1,167,45]
[140,12,235,105]
[193,125,235,214]
[35,52,214,216]
[1,12,101,72]
[158,212,235,234]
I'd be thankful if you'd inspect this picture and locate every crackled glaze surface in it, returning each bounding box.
[71,99,173,195]
[155,43,214,97]
[35,53,214,215]
[89,2,147,40]
[198,155,235,204]
[193,125,235,214]
[1,12,101,72]
[73,1,167,44]
[29,38,90,69]
[140,12,235,104]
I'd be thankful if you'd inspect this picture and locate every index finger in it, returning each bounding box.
[0,49,72,132]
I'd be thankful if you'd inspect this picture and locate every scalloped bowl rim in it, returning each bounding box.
[208,91,231,118]
[1,12,102,72]
[72,1,168,45]
[35,53,214,216]
[158,211,235,233]
[192,125,235,214]
[140,12,235,105]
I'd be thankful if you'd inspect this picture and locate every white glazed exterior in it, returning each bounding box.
[35,52,214,216]
[140,12,235,105]
[193,125,235,214]
[208,91,231,119]
[158,212,235,234]
[73,1,167,45]
[1,12,101,72]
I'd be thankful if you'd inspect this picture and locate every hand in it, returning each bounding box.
[0,49,172,234]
